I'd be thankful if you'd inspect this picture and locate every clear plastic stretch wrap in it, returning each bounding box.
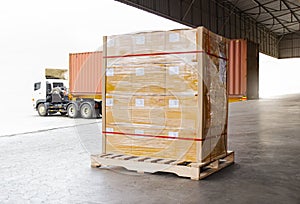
[103,27,229,163]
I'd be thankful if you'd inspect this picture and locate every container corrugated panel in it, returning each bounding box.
[69,51,102,97]
[228,39,247,98]
[229,39,259,100]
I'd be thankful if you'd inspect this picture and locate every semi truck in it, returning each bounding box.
[32,51,103,118]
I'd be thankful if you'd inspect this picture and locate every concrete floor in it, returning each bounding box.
[0,94,299,203]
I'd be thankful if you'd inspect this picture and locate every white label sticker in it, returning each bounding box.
[135,35,145,45]
[136,68,144,76]
[135,98,144,107]
[106,68,114,76]
[169,99,179,108]
[169,33,180,42]
[135,129,146,138]
[106,127,114,132]
[107,39,115,47]
[169,66,179,75]
[135,129,144,135]
[106,98,113,106]
[168,132,178,138]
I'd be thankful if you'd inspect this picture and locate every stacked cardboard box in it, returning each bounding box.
[103,27,229,163]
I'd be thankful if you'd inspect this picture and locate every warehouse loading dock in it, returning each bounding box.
[1,0,300,203]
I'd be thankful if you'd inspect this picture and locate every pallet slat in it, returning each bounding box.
[91,151,234,180]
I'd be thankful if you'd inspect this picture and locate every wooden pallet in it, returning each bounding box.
[90,151,234,180]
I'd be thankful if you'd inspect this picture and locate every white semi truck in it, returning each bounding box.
[32,51,103,118]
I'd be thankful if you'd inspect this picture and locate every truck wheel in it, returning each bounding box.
[67,104,78,118]
[80,103,93,119]
[37,103,48,116]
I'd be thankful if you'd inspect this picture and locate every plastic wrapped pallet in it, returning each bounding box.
[102,27,229,163]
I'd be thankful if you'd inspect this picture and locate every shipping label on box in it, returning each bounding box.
[169,66,179,75]
[134,129,147,139]
[134,35,145,45]
[168,131,178,140]
[169,32,180,42]
[135,129,144,135]
[135,98,144,107]
[135,68,144,76]
[106,127,114,132]
[107,38,115,47]
[106,68,114,76]
[106,98,113,107]
[169,99,179,108]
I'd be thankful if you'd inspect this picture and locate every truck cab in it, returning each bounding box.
[32,79,69,116]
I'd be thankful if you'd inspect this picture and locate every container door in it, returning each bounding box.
[247,41,259,99]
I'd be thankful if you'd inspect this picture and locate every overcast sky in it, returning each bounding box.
[0,0,299,111]
[0,0,186,104]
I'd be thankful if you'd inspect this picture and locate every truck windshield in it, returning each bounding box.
[53,83,64,88]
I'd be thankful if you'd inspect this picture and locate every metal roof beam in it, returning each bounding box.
[264,21,300,26]
[270,22,299,31]
[182,0,196,21]
[281,0,300,24]
[241,0,277,12]
[245,7,300,16]
[257,8,300,23]
[251,0,293,33]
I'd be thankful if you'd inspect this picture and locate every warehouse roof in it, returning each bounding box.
[226,0,300,36]
[115,0,300,58]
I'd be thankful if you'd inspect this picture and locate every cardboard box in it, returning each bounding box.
[103,27,229,163]
[106,126,198,161]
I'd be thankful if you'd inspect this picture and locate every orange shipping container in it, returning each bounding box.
[228,40,259,100]
[69,51,103,99]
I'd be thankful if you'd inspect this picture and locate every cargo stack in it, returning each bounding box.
[102,27,230,164]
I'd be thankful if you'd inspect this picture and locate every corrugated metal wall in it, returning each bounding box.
[69,51,102,96]
[116,0,300,58]
[279,32,300,58]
